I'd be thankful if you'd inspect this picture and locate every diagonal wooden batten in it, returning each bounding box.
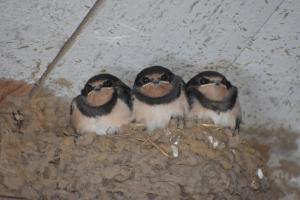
[29,0,105,99]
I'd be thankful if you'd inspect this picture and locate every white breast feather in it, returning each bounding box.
[72,99,132,135]
[133,92,188,131]
[188,98,241,129]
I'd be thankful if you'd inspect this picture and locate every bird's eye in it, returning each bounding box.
[160,73,169,81]
[103,80,113,87]
[142,77,151,84]
[221,78,227,85]
[84,83,94,94]
[199,78,209,85]
[221,78,231,87]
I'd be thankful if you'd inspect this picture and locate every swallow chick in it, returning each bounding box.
[70,74,132,135]
[132,66,189,131]
[186,71,241,130]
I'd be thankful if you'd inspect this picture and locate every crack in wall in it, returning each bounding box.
[231,0,287,65]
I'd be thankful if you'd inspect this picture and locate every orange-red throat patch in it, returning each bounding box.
[86,88,114,107]
[140,82,173,98]
[198,84,229,102]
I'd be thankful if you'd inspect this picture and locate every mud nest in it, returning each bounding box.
[0,90,279,200]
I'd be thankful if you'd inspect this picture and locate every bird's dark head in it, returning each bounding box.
[81,73,120,106]
[133,66,176,98]
[187,71,232,101]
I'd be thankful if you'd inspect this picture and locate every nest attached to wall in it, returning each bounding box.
[0,86,279,200]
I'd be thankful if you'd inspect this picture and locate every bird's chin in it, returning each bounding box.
[86,89,114,107]
[140,83,173,98]
[198,85,229,102]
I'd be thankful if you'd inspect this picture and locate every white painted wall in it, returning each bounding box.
[1,0,299,131]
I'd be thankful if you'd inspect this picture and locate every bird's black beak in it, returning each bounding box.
[94,86,102,91]
[214,80,221,86]
[153,80,160,85]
